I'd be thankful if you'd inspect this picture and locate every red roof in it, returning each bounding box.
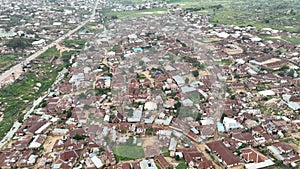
[241,147,267,163]
[155,154,172,169]
[273,142,293,153]
[232,132,254,142]
[206,140,241,166]
[177,148,213,169]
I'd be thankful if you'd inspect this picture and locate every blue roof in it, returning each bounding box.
[217,122,225,132]
[134,47,143,52]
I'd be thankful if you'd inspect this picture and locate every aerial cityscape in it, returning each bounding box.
[0,0,300,169]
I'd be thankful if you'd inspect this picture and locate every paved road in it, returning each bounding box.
[0,0,98,84]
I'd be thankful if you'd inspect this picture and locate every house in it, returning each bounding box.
[53,139,65,151]
[168,138,177,157]
[104,147,116,166]
[223,117,242,132]
[155,154,172,169]
[177,148,213,169]
[197,125,215,138]
[127,107,143,123]
[25,119,48,135]
[241,147,275,169]
[272,142,293,154]
[91,156,104,169]
[232,132,254,144]
[267,142,300,164]
[206,140,241,167]
[140,159,158,169]
[28,135,47,149]
[95,76,111,89]
[52,128,69,136]
[54,150,80,168]
[32,39,46,47]
[12,136,33,151]
[154,116,173,126]
[53,22,62,27]
[111,112,125,123]
[172,75,185,87]
[15,150,36,168]
[144,102,158,111]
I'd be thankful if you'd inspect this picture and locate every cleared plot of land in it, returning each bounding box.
[178,106,198,119]
[142,136,161,157]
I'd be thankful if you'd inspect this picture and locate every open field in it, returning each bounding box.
[258,35,300,45]
[104,8,168,19]
[104,0,300,32]
[169,0,300,32]
[113,145,145,161]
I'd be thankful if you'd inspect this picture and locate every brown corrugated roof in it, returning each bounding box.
[155,154,172,169]
[206,140,241,166]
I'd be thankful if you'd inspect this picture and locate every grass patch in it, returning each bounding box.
[215,59,232,66]
[0,55,19,73]
[113,145,144,161]
[177,106,198,118]
[40,47,60,61]
[163,151,170,157]
[176,160,188,169]
[187,92,203,104]
[281,36,300,45]
[92,118,104,123]
[0,47,74,140]
[259,35,300,45]
[63,39,86,49]
[171,0,300,33]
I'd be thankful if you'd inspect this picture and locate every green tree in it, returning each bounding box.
[6,38,31,51]
[73,134,86,140]
[287,69,295,77]
[192,70,199,77]
[66,109,72,118]
[196,113,202,121]
[185,78,189,84]
[221,113,227,122]
[146,127,154,135]
[175,155,180,161]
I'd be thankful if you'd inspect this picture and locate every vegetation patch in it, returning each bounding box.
[113,145,145,161]
[104,8,168,19]
[176,160,188,169]
[63,39,86,49]
[0,55,19,73]
[171,0,300,32]
[0,47,74,140]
